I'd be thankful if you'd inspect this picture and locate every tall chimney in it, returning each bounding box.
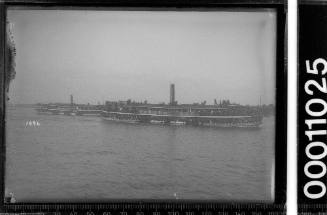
[170,84,175,105]
[70,94,74,106]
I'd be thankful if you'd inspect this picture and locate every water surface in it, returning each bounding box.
[5,107,275,202]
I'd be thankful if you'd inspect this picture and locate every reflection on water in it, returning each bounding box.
[5,107,275,202]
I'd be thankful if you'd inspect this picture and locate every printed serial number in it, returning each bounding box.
[304,58,327,199]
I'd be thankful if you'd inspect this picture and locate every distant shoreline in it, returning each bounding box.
[7,103,35,108]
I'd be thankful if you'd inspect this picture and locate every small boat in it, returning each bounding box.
[170,120,186,125]
[150,120,165,124]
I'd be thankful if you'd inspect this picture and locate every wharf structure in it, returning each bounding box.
[35,84,264,128]
[35,95,103,116]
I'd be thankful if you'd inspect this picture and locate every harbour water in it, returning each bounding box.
[5,106,275,202]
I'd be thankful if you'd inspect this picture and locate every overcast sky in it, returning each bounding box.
[7,9,276,105]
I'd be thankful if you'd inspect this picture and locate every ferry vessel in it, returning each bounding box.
[100,111,263,128]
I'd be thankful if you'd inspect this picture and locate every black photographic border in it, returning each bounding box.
[298,1,327,213]
[0,0,287,213]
